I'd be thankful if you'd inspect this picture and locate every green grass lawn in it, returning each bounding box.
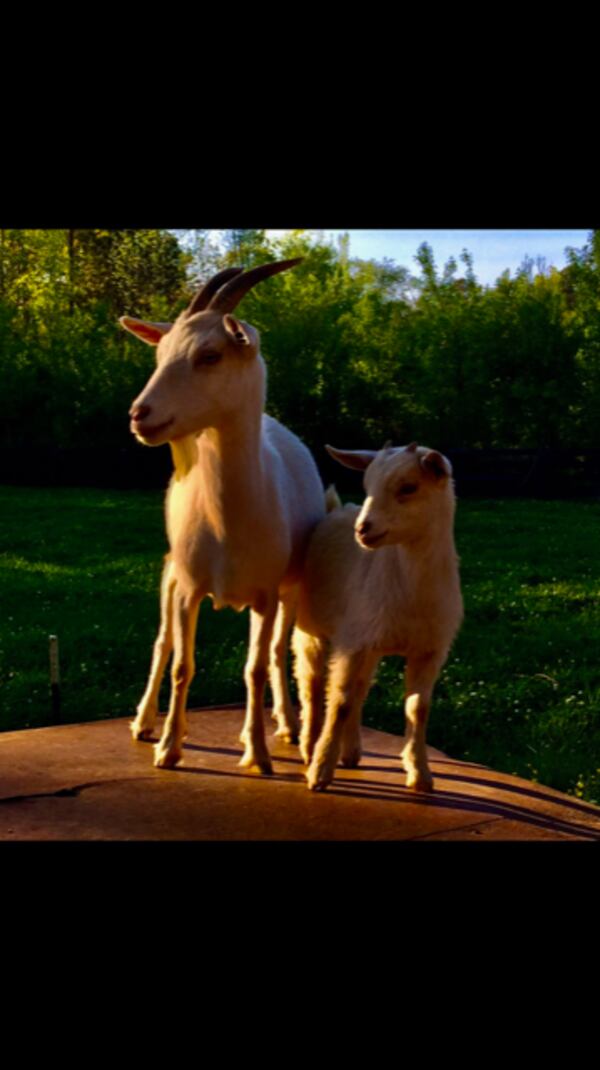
[1,485,600,805]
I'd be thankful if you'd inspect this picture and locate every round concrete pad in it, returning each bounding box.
[1,707,599,840]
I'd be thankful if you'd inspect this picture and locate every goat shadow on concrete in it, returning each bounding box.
[176,740,600,841]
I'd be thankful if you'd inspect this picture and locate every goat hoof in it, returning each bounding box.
[273,726,299,745]
[131,724,155,742]
[299,738,315,765]
[406,770,434,793]
[130,715,156,741]
[341,749,361,768]
[307,777,331,792]
[306,762,334,792]
[154,745,183,769]
[239,749,273,775]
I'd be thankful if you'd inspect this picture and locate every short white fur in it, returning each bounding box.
[121,262,325,773]
[292,442,463,792]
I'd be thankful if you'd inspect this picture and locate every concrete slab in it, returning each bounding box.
[1,706,599,840]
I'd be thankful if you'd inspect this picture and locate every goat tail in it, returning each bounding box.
[324,485,342,513]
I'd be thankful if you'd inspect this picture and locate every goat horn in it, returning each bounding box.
[187,267,244,316]
[208,258,304,313]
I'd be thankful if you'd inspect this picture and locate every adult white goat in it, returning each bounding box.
[292,441,463,792]
[120,260,325,774]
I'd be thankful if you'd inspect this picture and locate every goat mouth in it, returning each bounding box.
[130,416,175,442]
[356,530,388,549]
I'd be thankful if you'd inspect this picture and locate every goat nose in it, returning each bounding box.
[356,519,372,536]
[130,403,151,421]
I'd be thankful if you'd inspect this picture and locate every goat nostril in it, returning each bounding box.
[357,520,371,536]
[130,403,151,421]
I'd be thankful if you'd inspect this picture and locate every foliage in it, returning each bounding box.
[0,229,189,450]
[0,227,598,457]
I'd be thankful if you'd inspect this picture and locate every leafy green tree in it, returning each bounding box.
[1,227,598,469]
[72,229,189,318]
[223,229,271,268]
[480,263,579,447]
[561,231,600,445]
[0,229,190,451]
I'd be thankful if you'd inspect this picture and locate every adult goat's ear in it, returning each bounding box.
[223,314,251,346]
[119,316,173,346]
[420,450,452,480]
[325,445,378,471]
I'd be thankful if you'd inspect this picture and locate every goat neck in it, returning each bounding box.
[191,405,266,541]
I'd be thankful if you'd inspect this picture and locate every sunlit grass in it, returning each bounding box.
[1,487,600,804]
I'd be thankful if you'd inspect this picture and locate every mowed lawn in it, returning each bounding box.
[1,485,600,805]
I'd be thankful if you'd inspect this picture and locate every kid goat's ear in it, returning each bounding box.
[325,445,378,471]
[119,316,173,346]
[420,449,452,480]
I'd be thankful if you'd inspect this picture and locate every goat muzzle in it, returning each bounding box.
[130,403,152,421]
[130,412,175,441]
[355,521,388,549]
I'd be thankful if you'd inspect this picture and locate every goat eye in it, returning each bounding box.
[397,483,418,498]
[194,351,222,367]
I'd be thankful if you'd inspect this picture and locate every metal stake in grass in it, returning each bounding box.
[49,634,61,723]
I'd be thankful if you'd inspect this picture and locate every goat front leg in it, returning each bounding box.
[292,626,327,765]
[131,557,176,741]
[401,653,444,792]
[154,586,202,769]
[306,649,368,791]
[269,590,300,744]
[239,598,278,775]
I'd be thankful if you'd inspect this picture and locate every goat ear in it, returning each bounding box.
[420,450,452,480]
[325,445,378,471]
[119,316,173,346]
[223,314,251,346]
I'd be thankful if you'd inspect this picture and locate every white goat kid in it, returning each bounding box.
[292,441,463,792]
[120,261,325,774]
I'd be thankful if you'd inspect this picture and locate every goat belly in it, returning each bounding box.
[378,641,409,657]
[208,591,251,612]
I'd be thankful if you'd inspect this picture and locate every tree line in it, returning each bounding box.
[0,227,598,468]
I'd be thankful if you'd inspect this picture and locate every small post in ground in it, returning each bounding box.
[49,634,61,723]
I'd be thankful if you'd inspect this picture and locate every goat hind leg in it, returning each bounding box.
[131,558,176,742]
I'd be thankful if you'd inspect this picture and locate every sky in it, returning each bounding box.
[262,229,591,287]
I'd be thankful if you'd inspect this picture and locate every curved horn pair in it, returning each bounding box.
[187,258,304,317]
[187,267,244,315]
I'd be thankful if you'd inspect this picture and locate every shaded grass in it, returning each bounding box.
[0,486,248,737]
[1,487,600,805]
